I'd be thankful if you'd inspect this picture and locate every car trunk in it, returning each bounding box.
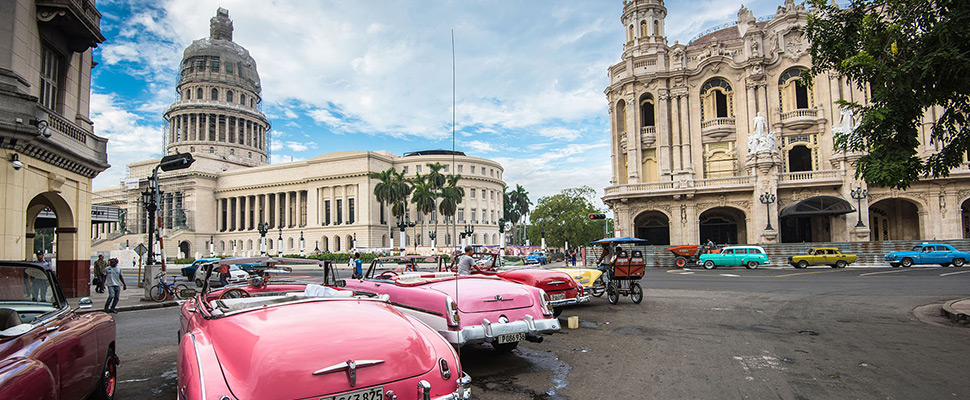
[206,299,437,399]
[426,277,535,313]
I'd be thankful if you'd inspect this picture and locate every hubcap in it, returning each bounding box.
[106,363,116,397]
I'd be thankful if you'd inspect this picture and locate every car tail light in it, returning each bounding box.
[439,358,452,379]
[446,296,460,327]
[539,290,553,316]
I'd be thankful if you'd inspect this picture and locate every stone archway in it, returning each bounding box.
[334,235,341,252]
[179,241,191,259]
[321,236,330,252]
[870,198,920,241]
[26,192,83,296]
[634,210,670,245]
[699,207,747,245]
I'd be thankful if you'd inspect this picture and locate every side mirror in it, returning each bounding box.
[334,279,346,288]
[78,297,93,309]
[179,288,198,298]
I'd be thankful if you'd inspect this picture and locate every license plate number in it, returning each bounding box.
[323,386,384,400]
[550,293,566,301]
[497,332,526,344]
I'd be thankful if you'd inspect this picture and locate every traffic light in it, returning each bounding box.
[589,213,606,220]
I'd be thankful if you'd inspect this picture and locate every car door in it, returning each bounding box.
[720,249,737,265]
[53,310,101,400]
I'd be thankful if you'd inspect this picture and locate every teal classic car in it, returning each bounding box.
[885,243,970,267]
[699,246,770,269]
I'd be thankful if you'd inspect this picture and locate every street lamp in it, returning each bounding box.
[850,186,869,228]
[353,232,357,250]
[498,218,507,258]
[257,222,269,256]
[428,230,436,249]
[313,240,320,255]
[759,192,777,231]
[277,227,283,257]
[460,224,474,247]
[299,231,306,257]
[209,235,214,257]
[141,188,157,264]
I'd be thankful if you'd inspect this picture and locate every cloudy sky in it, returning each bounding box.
[91,0,792,202]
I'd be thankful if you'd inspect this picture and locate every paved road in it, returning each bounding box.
[113,266,970,399]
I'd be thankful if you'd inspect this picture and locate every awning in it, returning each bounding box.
[779,196,856,218]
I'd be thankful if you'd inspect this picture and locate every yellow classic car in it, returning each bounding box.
[788,247,858,269]
[549,267,606,297]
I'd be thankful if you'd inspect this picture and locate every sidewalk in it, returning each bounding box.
[941,298,970,325]
[68,284,178,314]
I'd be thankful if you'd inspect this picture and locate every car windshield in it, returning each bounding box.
[0,265,55,304]
[911,246,923,252]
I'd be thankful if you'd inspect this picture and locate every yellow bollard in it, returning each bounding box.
[567,316,579,329]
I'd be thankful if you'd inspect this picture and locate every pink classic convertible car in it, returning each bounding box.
[177,257,470,400]
[345,257,561,352]
[0,261,117,400]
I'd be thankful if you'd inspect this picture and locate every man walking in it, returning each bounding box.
[103,258,126,313]
[93,254,108,293]
[352,253,363,279]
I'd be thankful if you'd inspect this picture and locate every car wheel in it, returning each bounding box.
[194,278,204,287]
[493,341,519,353]
[836,260,848,269]
[953,258,965,267]
[703,260,716,270]
[607,284,619,305]
[746,261,759,269]
[797,260,809,269]
[90,347,117,400]
[675,257,687,268]
[591,276,605,297]
[901,257,913,268]
[630,282,643,304]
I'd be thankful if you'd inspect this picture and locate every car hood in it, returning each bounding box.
[206,299,437,399]
[500,269,576,291]
[426,277,535,313]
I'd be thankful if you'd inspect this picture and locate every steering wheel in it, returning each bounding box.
[377,270,399,280]
[219,288,251,299]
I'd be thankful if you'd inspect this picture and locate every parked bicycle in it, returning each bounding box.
[149,272,190,302]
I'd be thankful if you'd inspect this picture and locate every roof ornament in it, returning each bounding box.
[210,8,233,41]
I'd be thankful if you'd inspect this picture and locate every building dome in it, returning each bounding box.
[164,8,271,167]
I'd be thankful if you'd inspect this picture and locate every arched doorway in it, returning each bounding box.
[779,196,855,243]
[869,198,920,241]
[334,235,341,252]
[699,207,747,245]
[347,235,354,250]
[179,241,191,259]
[321,236,330,252]
[26,192,82,296]
[634,211,670,245]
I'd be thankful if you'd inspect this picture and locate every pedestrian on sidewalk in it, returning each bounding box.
[93,254,108,293]
[352,253,363,279]
[571,251,577,267]
[218,262,229,287]
[31,251,53,301]
[104,258,126,313]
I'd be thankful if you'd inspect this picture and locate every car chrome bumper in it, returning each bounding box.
[440,314,561,346]
[549,294,590,307]
[432,373,472,400]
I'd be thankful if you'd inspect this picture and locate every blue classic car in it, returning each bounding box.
[180,257,220,279]
[525,251,548,265]
[885,243,970,267]
[699,246,770,269]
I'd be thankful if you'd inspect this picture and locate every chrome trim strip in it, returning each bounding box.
[190,332,205,398]
[312,359,384,375]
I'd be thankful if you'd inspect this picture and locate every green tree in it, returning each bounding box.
[369,168,396,248]
[438,174,464,248]
[410,173,437,247]
[507,184,531,244]
[805,0,970,189]
[526,186,603,248]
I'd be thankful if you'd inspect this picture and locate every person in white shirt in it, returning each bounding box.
[103,258,127,313]
[456,246,481,276]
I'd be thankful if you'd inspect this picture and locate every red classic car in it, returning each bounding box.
[345,256,561,351]
[0,261,117,400]
[178,257,470,400]
[446,252,590,317]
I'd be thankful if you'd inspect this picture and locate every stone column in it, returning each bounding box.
[657,91,672,177]
[626,95,639,182]
[679,93,694,174]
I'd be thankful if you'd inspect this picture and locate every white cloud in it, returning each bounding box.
[537,127,582,141]
[465,140,499,154]
[285,141,315,152]
[90,91,165,187]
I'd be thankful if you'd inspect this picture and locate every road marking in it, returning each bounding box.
[940,269,970,277]
[860,269,911,276]
[774,269,847,278]
[720,274,740,277]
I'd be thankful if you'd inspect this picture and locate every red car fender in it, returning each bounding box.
[0,358,57,400]
[178,330,234,400]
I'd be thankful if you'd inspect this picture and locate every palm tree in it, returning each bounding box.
[390,169,412,248]
[410,174,437,248]
[512,184,531,244]
[369,168,396,249]
[439,174,464,249]
[503,187,522,244]
[424,162,448,247]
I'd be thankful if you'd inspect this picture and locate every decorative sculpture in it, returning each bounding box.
[833,106,859,136]
[747,112,778,155]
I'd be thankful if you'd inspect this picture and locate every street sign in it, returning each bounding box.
[134,243,148,256]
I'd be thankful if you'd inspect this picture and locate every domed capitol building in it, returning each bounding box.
[93,9,506,258]
[604,0,970,246]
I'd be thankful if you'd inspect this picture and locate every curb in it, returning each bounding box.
[940,297,970,324]
[78,300,179,314]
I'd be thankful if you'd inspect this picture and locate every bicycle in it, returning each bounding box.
[149,272,190,302]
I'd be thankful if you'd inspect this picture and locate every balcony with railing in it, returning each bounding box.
[603,175,755,200]
[694,175,753,188]
[700,117,736,140]
[640,126,657,147]
[44,108,108,167]
[777,169,844,187]
[779,108,819,129]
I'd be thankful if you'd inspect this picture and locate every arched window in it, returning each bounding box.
[779,68,813,111]
[288,237,294,249]
[240,94,246,105]
[197,88,203,100]
[700,78,734,120]
[616,100,627,133]
[184,89,190,100]
[639,95,655,127]
[654,20,660,36]
[628,25,634,42]
[226,90,233,103]
[640,20,647,37]
[211,88,219,101]
[788,145,813,172]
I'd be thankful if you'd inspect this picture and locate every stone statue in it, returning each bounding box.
[833,106,858,136]
[753,111,767,138]
[760,130,777,153]
[747,131,761,156]
[748,112,777,155]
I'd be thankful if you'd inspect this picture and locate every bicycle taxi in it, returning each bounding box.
[593,237,647,305]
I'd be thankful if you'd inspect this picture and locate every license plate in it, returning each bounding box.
[497,332,526,344]
[550,293,566,301]
[322,386,384,400]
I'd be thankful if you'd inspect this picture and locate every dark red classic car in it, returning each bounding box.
[0,261,118,400]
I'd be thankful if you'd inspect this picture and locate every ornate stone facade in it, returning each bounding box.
[93,10,505,258]
[604,0,970,245]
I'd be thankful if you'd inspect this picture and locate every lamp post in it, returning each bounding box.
[759,192,777,231]
[209,235,214,257]
[408,222,416,251]
[277,227,283,257]
[428,230,436,249]
[460,224,474,247]
[313,240,320,255]
[850,187,869,228]
[540,223,546,251]
[257,222,269,256]
[141,188,157,265]
[299,231,306,257]
[498,218,507,258]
